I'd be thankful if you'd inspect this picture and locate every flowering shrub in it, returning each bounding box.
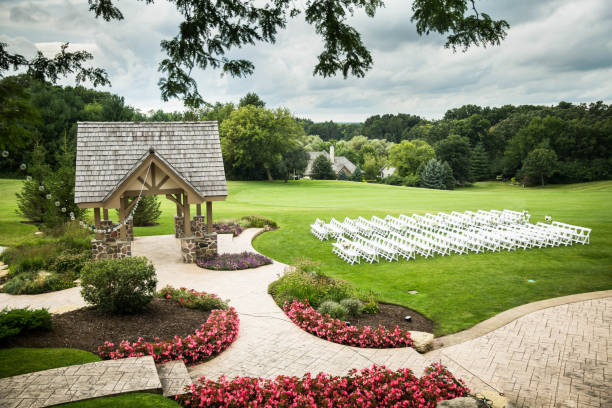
[177,363,469,407]
[98,307,239,365]
[158,285,228,311]
[284,300,413,348]
[213,222,244,236]
[196,252,272,271]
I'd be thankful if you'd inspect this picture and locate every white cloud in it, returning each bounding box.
[0,0,610,121]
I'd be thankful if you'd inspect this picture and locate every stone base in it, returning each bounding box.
[180,233,217,263]
[100,219,133,242]
[174,216,185,238]
[92,239,131,260]
[192,215,206,238]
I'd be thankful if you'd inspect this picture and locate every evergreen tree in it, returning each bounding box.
[350,166,364,182]
[311,154,336,180]
[441,161,456,190]
[420,159,446,190]
[337,170,348,181]
[132,196,162,226]
[470,142,490,181]
[16,144,51,223]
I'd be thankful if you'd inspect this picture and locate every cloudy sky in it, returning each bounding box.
[1,0,611,121]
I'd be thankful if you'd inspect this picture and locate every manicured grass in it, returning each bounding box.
[2,179,611,335]
[56,393,181,407]
[0,347,100,378]
[0,179,38,246]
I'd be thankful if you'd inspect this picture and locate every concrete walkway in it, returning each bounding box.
[0,230,610,407]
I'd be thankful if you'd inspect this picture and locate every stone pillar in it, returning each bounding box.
[125,218,134,242]
[174,215,185,238]
[180,233,217,263]
[191,215,206,238]
[196,233,218,260]
[91,239,132,260]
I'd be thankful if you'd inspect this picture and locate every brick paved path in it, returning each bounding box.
[429,298,611,407]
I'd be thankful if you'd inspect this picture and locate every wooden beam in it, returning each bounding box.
[126,197,138,214]
[196,204,202,216]
[137,176,152,191]
[94,207,101,240]
[156,175,170,189]
[119,197,128,240]
[184,193,191,236]
[165,193,184,215]
[151,163,156,188]
[102,208,109,221]
[206,201,213,234]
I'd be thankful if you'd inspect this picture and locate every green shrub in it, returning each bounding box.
[80,257,158,314]
[240,215,278,229]
[340,298,363,316]
[268,258,355,308]
[2,272,74,295]
[317,300,348,320]
[49,250,91,278]
[0,308,52,341]
[116,196,162,226]
[402,174,420,187]
[361,298,380,314]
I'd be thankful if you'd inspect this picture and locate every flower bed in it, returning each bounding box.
[284,300,413,348]
[177,363,469,407]
[158,285,228,311]
[196,252,272,270]
[98,287,239,364]
[212,222,244,236]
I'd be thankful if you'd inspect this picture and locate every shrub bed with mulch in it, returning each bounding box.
[196,252,272,270]
[2,298,211,353]
[177,363,469,408]
[98,286,239,364]
[284,300,414,349]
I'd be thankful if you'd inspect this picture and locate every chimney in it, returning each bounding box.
[330,145,335,163]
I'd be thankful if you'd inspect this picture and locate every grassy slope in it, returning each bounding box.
[2,179,611,335]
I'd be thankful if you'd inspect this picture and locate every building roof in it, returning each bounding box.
[305,151,357,175]
[75,122,227,204]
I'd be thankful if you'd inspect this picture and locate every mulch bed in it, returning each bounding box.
[348,303,434,334]
[2,298,210,354]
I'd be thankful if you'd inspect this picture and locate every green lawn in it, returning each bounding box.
[0,179,38,247]
[2,179,611,335]
[0,347,101,378]
[56,393,181,407]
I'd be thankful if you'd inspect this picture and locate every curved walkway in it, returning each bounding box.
[1,230,610,407]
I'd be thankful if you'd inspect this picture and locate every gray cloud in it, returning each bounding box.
[0,0,610,121]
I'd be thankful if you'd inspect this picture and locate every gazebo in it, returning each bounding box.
[74,122,228,263]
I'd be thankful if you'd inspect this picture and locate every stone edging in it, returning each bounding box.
[430,289,612,350]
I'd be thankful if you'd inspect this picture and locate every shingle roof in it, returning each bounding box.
[75,122,227,204]
[305,151,357,175]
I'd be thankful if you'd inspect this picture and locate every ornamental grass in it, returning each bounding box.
[177,363,469,408]
[284,300,413,349]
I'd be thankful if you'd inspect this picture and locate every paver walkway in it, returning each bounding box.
[1,230,610,407]
[429,298,611,408]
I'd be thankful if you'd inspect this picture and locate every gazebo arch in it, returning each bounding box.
[74,121,228,263]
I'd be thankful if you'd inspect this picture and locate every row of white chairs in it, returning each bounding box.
[312,211,590,264]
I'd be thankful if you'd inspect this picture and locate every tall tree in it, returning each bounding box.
[435,134,472,182]
[239,92,266,108]
[389,139,435,177]
[220,106,304,181]
[87,0,508,107]
[520,148,558,186]
[470,142,490,181]
[311,154,336,180]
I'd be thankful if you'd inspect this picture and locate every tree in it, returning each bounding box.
[311,154,336,180]
[132,196,162,226]
[274,145,309,182]
[220,106,304,181]
[435,134,472,182]
[350,166,364,182]
[521,148,558,186]
[239,92,266,108]
[441,161,456,190]
[16,144,51,223]
[470,142,490,181]
[362,154,383,181]
[389,139,435,177]
[420,159,445,190]
[86,0,509,107]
